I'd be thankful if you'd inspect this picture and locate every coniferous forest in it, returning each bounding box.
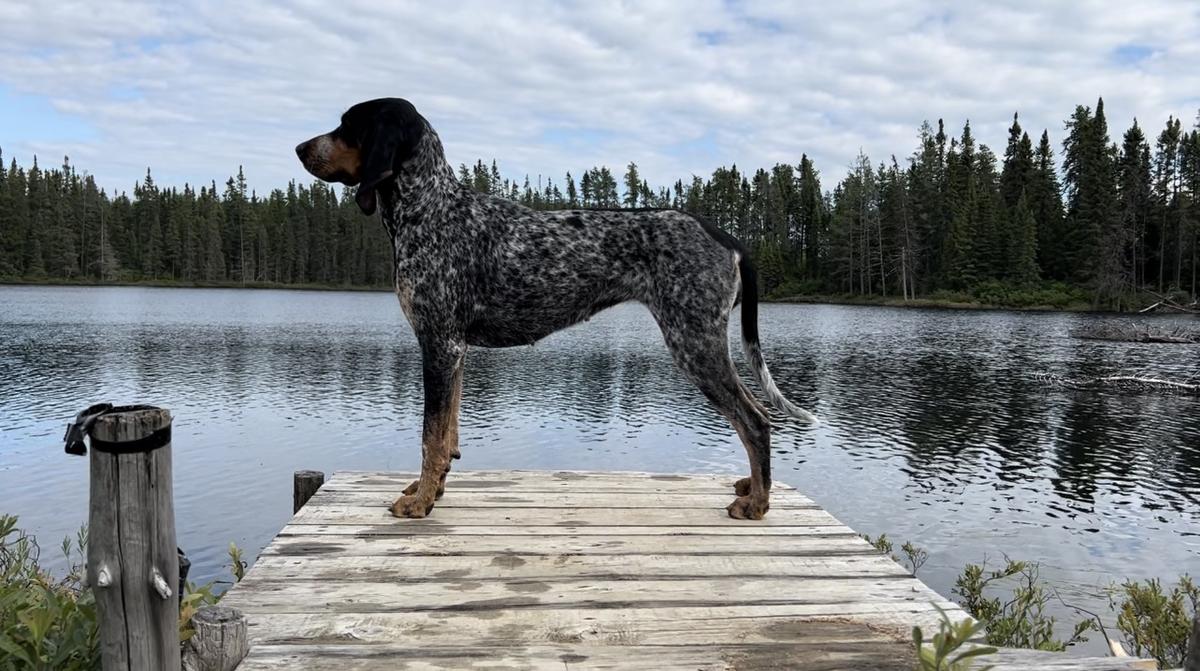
[2,98,1198,309]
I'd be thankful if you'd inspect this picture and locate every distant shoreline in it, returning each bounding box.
[0,277,393,293]
[762,293,1098,312]
[1,278,1178,315]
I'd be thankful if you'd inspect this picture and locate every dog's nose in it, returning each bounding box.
[295,142,306,158]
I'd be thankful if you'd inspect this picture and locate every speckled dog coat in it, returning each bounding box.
[296,98,816,520]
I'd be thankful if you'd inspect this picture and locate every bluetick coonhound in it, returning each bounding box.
[296,98,816,520]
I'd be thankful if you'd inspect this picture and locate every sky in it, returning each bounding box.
[1,1,1199,196]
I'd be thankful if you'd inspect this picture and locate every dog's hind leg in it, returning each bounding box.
[393,340,465,518]
[653,309,773,520]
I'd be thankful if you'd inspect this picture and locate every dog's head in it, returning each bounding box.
[295,98,427,215]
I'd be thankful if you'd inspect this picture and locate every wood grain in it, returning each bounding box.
[219,470,1154,670]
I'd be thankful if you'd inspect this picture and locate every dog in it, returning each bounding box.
[296,98,816,520]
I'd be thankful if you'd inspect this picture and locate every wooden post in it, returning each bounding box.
[181,605,249,671]
[87,406,181,671]
[1186,607,1200,671]
[294,469,325,513]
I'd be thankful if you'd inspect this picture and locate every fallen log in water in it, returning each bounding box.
[1073,322,1200,344]
[1037,372,1200,394]
[1138,291,1199,314]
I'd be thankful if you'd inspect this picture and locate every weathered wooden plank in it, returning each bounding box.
[218,576,947,614]
[240,604,960,647]
[235,643,1153,671]
[291,505,842,527]
[241,553,912,584]
[325,470,797,492]
[988,648,1158,670]
[307,490,818,509]
[235,641,915,670]
[333,470,780,483]
[275,522,857,537]
[259,533,874,558]
[218,470,1160,670]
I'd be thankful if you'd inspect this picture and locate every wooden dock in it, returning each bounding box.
[220,470,1155,670]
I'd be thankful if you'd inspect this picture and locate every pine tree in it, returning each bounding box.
[942,124,978,288]
[0,152,17,276]
[1030,131,1066,280]
[907,121,945,290]
[565,172,578,207]
[1152,116,1183,292]
[1009,193,1039,285]
[1118,120,1153,289]
[998,113,1037,281]
[1063,100,1120,291]
[797,155,823,279]
[972,145,1003,280]
[623,162,640,208]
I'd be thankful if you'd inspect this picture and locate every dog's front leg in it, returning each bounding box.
[402,357,463,500]
[391,340,464,519]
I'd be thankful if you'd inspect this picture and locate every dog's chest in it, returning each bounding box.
[394,276,416,323]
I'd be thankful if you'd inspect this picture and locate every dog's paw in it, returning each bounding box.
[733,477,752,497]
[390,494,435,519]
[726,495,769,520]
[404,479,446,500]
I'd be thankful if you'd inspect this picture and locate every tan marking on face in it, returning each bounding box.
[302,134,362,182]
[325,137,361,178]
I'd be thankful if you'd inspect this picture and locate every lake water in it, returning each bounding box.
[1,285,1197,652]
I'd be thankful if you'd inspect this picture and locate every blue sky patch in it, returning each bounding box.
[0,86,97,145]
[1112,43,1155,65]
[108,85,143,102]
[539,125,615,149]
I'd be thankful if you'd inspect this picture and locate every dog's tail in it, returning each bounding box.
[736,252,819,424]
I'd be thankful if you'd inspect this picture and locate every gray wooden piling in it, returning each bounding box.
[293,469,325,512]
[87,406,180,671]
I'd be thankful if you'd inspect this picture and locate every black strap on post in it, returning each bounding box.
[63,403,171,456]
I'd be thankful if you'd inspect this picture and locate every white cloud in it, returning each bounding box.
[1,0,1198,195]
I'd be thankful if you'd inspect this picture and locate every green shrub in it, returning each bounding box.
[766,276,825,299]
[1109,576,1198,668]
[912,604,996,671]
[1,515,247,666]
[952,558,1095,651]
[861,533,928,576]
[0,515,99,671]
[926,289,977,305]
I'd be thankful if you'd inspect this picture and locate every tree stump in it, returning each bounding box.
[181,605,249,671]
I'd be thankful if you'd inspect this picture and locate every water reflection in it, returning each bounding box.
[1,286,1197,651]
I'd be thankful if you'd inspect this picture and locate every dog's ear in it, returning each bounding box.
[355,126,400,216]
[355,101,425,216]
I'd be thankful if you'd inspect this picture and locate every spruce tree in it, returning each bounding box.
[623,162,640,208]
[1118,120,1153,289]
[1010,193,1040,285]
[1030,131,1066,280]
[565,172,578,207]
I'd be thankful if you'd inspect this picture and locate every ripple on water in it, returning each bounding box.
[1,286,1197,653]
